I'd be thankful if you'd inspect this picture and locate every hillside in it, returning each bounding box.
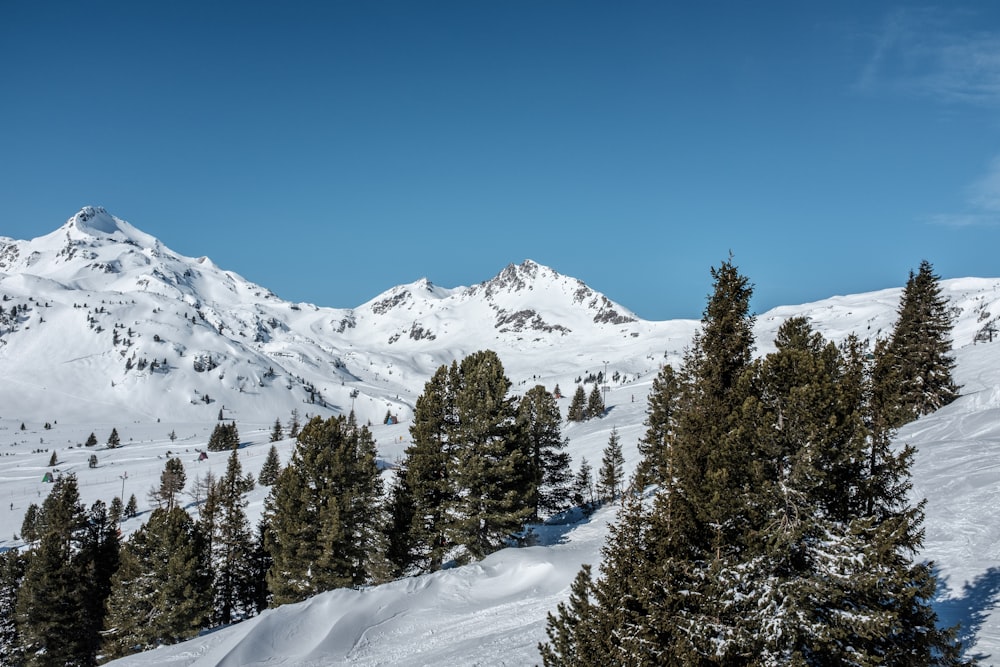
[0,208,998,664]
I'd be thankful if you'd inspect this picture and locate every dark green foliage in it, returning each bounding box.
[154,457,186,511]
[446,350,533,561]
[0,549,26,666]
[19,504,40,544]
[597,427,624,502]
[881,260,960,427]
[269,418,284,442]
[84,432,97,447]
[102,507,212,659]
[518,385,572,520]
[124,494,138,519]
[571,457,594,508]
[107,428,121,448]
[388,364,458,574]
[209,449,256,625]
[47,452,56,467]
[567,385,587,422]
[257,444,281,486]
[635,364,679,489]
[109,496,123,525]
[15,475,100,666]
[586,384,605,419]
[540,259,967,665]
[263,414,386,606]
[207,422,240,452]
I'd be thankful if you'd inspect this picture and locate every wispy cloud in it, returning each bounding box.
[930,157,1000,228]
[857,7,1000,106]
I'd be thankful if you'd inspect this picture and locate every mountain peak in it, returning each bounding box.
[69,206,123,235]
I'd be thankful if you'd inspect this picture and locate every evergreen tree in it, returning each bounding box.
[77,500,120,660]
[47,452,57,467]
[269,417,284,442]
[263,414,385,606]
[571,457,594,508]
[287,408,301,439]
[388,363,458,575]
[597,427,624,502]
[16,474,95,666]
[124,493,138,519]
[107,427,121,448]
[84,432,97,447]
[518,385,572,520]
[153,457,186,511]
[446,350,533,561]
[210,449,256,625]
[0,549,25,666]
[567,385,587,422]
[586,383,605,419]
[541,260,967,665]
[882,259,960,426]
[635,363,679,489]
[19,504,40,544]
[102,507,212,659]
[207,422,239,452]
[257,444,281,486]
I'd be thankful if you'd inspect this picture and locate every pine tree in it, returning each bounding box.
[572,457,594,508]
[125,493,138,519]
[269,417,284,442]
[16,474,95,666]
[518,385,572,520]
[84,432,97,447]
[597,427,624,502]
[107,427,121,448]
[207,422,239,452]
[264,414,385,606]
[0,549,25,666]
[102,507,211,659]
[153,457,186,511]
[287,408,301,439]
[635,363,679,489]
[567,385,587,422]
[257,444,281,486]
[882,260,960,426]
[586,383,605,419]
[210,449,256,625]
[446,350,533,561]
[77,500,120,660]
[388,363,458,575]
[47,451,57,467]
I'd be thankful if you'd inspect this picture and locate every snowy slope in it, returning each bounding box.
[1,208,999,664]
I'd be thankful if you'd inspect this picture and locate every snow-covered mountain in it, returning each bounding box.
[0,207,695,428]
[3,207,1000,665]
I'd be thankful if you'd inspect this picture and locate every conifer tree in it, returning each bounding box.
[16,474,95,666]
[586,383,605,419]
[597,427,624,502]
[446,350,533,561]
[153,457,186,511]
[263,414,385,605]
[103,507,212,659]
[269,417,284,442]
[388,363,458,574]
[124,493,138,519]
[518,385,572,520]
[207,422,239,451]
[572,457,594,508]
[635,363,679,489]
[84,432,97,447]
[210,449,256,625]
[107,427,121,448]
[0,549,25,666]
[882,259,960,426]
[567,385,587,422]
[257,444,281,486]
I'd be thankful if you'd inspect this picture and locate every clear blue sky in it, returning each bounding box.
[3,2,999,320]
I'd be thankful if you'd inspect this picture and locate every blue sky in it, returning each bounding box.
[3,2,999,320]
